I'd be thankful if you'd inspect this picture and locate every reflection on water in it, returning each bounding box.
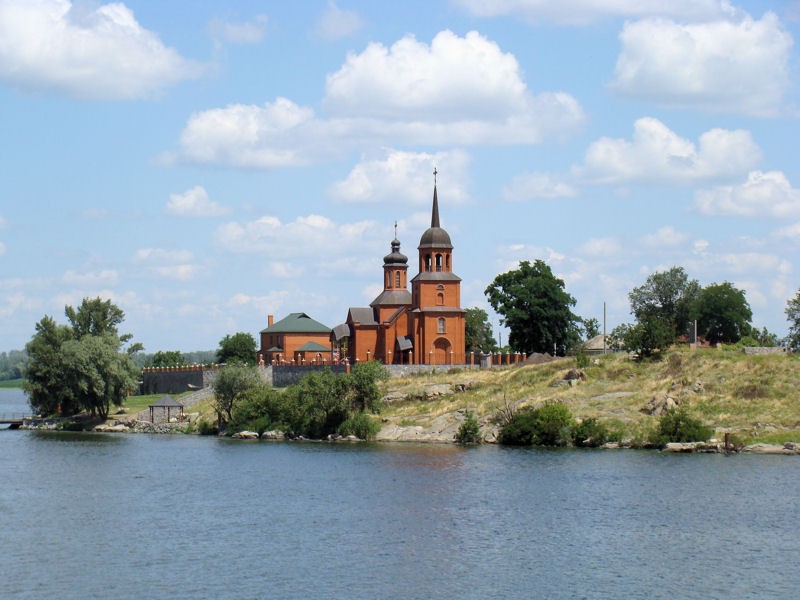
[1,398,800,599]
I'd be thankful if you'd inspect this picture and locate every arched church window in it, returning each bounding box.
[438,318,446,333]
[395,271,401,287]
[436,292,444,306]
[445,254,450,271]
[425,255,432,272]
[435,254,443,272]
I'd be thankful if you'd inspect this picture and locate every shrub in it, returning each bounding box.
[651,408,713,445]
[574,418,610,447]
[455,410,481,444]
[338,412,380,440]
[498,402,575,447]
[197,419,219,436]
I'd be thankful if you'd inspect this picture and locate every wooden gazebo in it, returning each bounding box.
[148,395,185,423]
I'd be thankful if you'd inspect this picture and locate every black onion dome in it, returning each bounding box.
[384,238,408,265]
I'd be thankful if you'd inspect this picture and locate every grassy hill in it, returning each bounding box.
[378,347,800,445]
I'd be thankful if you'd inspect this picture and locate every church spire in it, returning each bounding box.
[431,168,440,228]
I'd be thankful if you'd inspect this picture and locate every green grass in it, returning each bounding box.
[0,378,23,389]
[378,348,800,445]
[115,391,193,417]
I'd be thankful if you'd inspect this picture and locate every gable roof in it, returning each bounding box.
[296,341,332,352]
[347,307,377,326]
[260,312,331,334]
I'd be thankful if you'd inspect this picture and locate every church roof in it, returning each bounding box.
[384,238,408,265]
[418,185,453,249]
[347,307,377,326]
[370,289,412,307]
[260,312,331,334]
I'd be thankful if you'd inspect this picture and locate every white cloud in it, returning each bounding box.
[215,214,385,276]
[576,237,622,257]
[452,0,736,25]
[62,269,119,286]
[133,248,194,263]
[612,14,792,116]
[0,0,203,100]
[151,265,198,282]
[577,117,760,185]
[639,226,690,248]
[328,149,470,204]
[209,14,268,45]
[165,186,229,217]
[695,171,800,218]
[171,31,585,168]
[777,221,800,240]
[502,172,577,200]
[314,2,364,40]
[686,251,792,277]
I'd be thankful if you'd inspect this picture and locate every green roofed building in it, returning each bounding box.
[259,312,333,365]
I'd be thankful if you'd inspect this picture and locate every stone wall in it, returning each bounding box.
[141,368,205,395]
[383,364,481,377]
[271,364,348,387]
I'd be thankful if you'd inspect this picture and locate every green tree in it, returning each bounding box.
[24,316,74,416]
[485,260,580,355]
[149,350,186,368]
[61,335,137,419]
[786,289,800,350]
[612,316,674,359]
[464,307,496,353]
[217,332,257,365]
[212,364,261,424]
[693,282,752,345]
[24,299,139,418]
[629,267,700,342]
[347,360,389,413]
[581,317,601,340]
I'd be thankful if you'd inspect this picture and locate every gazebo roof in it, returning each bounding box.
[149,394,184,408]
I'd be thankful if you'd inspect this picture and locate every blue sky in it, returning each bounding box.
[1,0,799,352]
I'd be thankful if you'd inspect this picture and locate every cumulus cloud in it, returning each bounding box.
[165,186,229,217]
[502,172,577,200]
[170,31,585,168]
[695,171,800,218]
[314,2,364,40]
[577,117,760,185]
[776,221,800,240]
[133,248,194,263]
[639,226,690,248]
[0,0,204,100]
[209,14,268,45]
[62,269,119,286]
[452,0,736,25]
[215,214,385,276]
[328,149,470,204]
[612,14,792,116]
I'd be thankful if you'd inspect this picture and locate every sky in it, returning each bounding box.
[1,0,799,353]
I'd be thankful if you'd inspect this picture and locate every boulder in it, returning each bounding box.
[260,430,285,440]
[423,384,453,399]
[232,430,259,439]
[381,391,406,404]
[641,392,679,416]
[564,368,586,381]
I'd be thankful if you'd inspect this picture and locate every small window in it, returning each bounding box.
[438,318,446,333]
[395,271,401,287]
[435,254,443,272]
[436,292,444,306]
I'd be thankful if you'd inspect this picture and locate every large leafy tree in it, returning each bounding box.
[24,298,139,417]
[692,282,752,345]
[786,289,800,350]
[464,307,496,353]
[217,332,257,365]
[149,350,186,368]
[629,266,700,342]
[212,364,261,423]
[485,260,580,355]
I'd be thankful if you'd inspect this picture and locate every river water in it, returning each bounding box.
[1,388,799,599]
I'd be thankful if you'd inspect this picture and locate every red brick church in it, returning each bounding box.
[332,180,465,365]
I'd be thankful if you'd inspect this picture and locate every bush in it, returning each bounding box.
[455,410,481,444]
[574,418,610,447]
[651,408,713,445]
[338,412,380,440]
[197,419,219,436]
[498,402,575,447]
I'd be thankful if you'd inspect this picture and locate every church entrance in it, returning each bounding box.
[433,337,452,365]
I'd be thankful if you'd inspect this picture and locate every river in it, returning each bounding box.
[1,388,799,599]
